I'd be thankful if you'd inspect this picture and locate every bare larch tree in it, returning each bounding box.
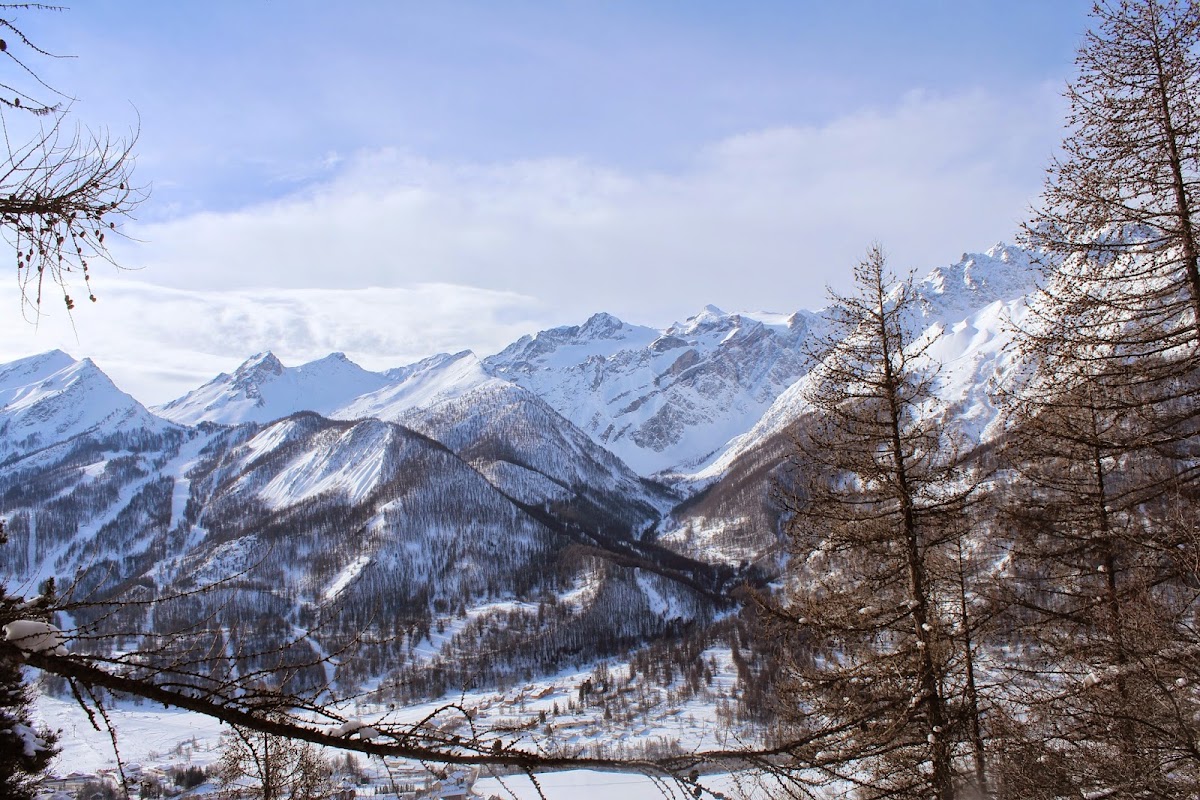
[765,245,986,800]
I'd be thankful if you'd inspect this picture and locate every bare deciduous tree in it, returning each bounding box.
[763,245,987,800]
[996,367,1200,797]
[1023,0,1200,390]
[0,4,139,319]
[217,723,334,800]
[1000,2,1200,794]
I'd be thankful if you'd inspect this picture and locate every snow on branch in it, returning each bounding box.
[2,619,67,655]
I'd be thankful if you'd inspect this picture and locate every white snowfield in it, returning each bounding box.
[37,695,227,776]
[38,693,783,799]
[36,644,773,795]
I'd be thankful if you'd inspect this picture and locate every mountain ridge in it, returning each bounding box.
[14,242,1039,483]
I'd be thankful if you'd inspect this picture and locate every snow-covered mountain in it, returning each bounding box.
[482,308,823,476]
[5,243,1042,503]
[2,243,1045,513]
[690,245,1037,484]
[395,377,679,518]
[151,307,826,478]
[651,244,1042,575]
[0,349,174,463]
[0,383,711,702]
[914,243,1037,325]
[154,350,392,425]
[0,241,1048,702]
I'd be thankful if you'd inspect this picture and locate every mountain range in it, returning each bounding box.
[0,242,1038,699]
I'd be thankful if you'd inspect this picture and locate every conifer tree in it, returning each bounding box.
[1024,0,1200,391]
[0,521,58,800]
[0,656,57,800]
[996,368,1200,796]
[1003,0,1200,794]
[1027,0,1200,347]
[769,246,984,799]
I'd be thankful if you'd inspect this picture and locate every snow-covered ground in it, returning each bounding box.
[38,694,227,776]
[474,768,786,799]
[34,646,771,797]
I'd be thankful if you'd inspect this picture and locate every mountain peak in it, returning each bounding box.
[237,351,284,376]
[578,312,628,339]
[297,351,371,375]
[0,350,84,406]
[0,352,166,461]
[75,357,102,376]
[914,243,1037,324]
[668,304,737,337]
[0,349,76,377]
[156,350,390,426]
[984,241,1033,265]
[484,301,819,474]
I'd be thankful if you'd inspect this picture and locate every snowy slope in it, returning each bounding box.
[326,349,679,516]
[912,242,1038,328]
[483,309,821,476]
[227,414,407,509]
[154,351,392,425]
[691,244,1038,482]
[0,350,173,462]
[0,349,78,404]
[331,350,492,422]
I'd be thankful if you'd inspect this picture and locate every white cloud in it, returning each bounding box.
[1,87,1065,403]
[122,87,1062,323]
[0,281,543,404]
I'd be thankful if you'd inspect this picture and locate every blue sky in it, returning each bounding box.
[1,1,1093,401]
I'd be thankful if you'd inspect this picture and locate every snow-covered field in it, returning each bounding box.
[38,694,227,776]
[37,698,766,799]
[34,646,776,798]
[474,769,785,799]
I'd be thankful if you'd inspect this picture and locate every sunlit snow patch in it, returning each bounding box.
[323,553,371,603]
